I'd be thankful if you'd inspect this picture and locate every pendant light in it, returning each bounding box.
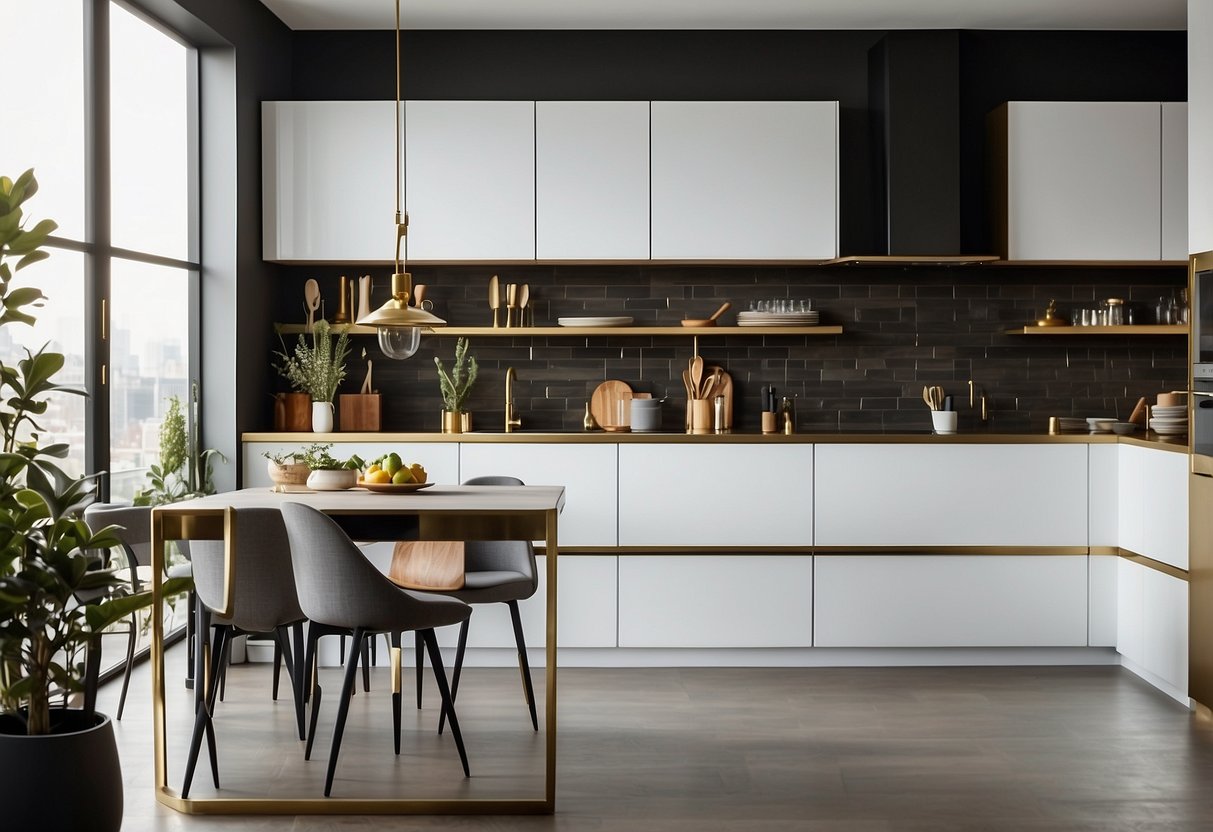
[356,0,445,359]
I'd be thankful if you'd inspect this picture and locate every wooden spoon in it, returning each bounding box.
[304,279,321,332]
[489,274,500,328]
[681,368,695,401]
[708,301,731,323]
[505,283,518,327]
[413,284,427,308]
[689,355,704,399]
[518,283,530,326]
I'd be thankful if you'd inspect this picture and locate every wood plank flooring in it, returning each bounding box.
[99,645,1213,830]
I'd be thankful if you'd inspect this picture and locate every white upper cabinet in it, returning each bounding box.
[404,100,536,261]
[1162,102,1188,260]
[993,101,1176,260]
[535,101,650,260]
[650,101,839,260]
[262,101,396,263]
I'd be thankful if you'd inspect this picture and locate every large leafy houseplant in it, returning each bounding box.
[0,169,189,737]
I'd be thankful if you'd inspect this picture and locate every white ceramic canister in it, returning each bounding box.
[630,399,663,432]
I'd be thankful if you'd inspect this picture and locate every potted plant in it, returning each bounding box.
[297,443,363,491]
[133,386,225,507]
[0,169,191,830]
[261,448,312,490]
[272,318,351,433]
[434,336,478,433]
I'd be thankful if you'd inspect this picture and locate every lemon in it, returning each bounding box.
[367,463,381,475]
[368,469,391,484]
[409,463,426,484]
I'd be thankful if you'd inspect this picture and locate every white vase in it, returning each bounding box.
[311,401,334,433]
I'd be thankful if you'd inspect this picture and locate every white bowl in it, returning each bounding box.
[306,469,359,491]
[1086,417,1115,432]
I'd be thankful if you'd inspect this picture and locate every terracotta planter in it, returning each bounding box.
[266,459,310,487]
[0,710,123,832]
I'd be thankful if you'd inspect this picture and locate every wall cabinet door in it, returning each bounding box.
[650,101,838,260]
[618,555,812,647]
[814,444,1088,547]
[999,101,1162,260]
[405,100,535,261]
[1118,445,1189,570]
[1162,102,1189,260]
[262,101,396,262]
[617,444,813,547]
[535,101,650,260]
[458,443,618,547]
[814,555,1089,647]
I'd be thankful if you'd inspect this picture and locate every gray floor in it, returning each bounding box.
[101,644,1213,831]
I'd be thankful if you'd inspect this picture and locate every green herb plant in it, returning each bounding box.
[434,337,478,412]
[133,385,225,507]
[272,319,351,403]
[294,443,363,471]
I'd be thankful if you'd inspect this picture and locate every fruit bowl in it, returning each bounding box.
[358,480,434,493]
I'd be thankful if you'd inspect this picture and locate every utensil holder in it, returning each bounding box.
[690,399,713,434]
[761,412,778,435]
[930,411,958,434]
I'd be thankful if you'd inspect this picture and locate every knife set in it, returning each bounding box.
[488,274,532,327]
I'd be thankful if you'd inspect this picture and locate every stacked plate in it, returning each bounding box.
[557,316,634,327]
[1149,404,1188,436]
[1057,417,1088,432]
[736,310,821,327]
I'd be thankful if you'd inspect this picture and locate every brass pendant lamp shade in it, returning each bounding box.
[356,0,445,359]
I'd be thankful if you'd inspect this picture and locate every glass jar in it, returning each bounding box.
[1105,298,1125,326]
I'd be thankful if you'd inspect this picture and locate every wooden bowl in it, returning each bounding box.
[266,460,310,486]
[680,319,716,327]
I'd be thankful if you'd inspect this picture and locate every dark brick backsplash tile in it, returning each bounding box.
[274,263,1190,432]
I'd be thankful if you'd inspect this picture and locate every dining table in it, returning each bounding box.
[149,484,566,816]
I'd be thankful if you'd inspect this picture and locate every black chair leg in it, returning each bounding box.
[422,628,469,777]
[390,632,402,755]
[324,628,366,797]
[274,625,305,741]
[115,612,138,720]
[508,600,539,731]
[292,621,306,740]
[304,627,323,760]
[438,617,470,735]
[272,637,283,700]
[360,638,371,693]
[182,620,226,797]
[415,631,425,709]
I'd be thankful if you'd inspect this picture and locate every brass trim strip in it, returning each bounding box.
[1089,546,1121,557]
[1004,324,1187,336]
[273,324,843,338]
[154,792,551,815]
[1119,550,1190,582]
[244,432,1172,446]
[813,546,1090,556]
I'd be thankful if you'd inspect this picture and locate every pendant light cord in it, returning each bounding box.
[394,0,406,274]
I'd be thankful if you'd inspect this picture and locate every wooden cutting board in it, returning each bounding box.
[591,380,633,430]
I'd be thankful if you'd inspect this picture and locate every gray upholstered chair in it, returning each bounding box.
[180,508,308,798]
[280,501,472,797]
[81,503,154,721]
[412,475,540,732]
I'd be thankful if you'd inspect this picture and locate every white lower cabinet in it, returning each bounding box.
[1117,445,1189,569]
[813,555,1089,647]
[617,556,812,647]
[1088,555,1119,647]
[617,444,812,547]
[1116,558,1188,698]
[436,555,617,650]
[458,443,618,546]
[242,441,460,488]
[814,444,1088,547]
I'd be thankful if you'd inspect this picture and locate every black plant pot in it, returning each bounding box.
[0,709,123,832]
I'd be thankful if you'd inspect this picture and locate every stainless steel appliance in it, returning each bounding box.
[1193,251,1213,472]
[1189,252,1213,709]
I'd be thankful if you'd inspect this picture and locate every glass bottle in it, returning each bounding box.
[1105,298,1125,326]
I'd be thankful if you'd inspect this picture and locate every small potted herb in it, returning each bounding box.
[261,448,312,489]
[297,443,364,491]
[434,337,478,433]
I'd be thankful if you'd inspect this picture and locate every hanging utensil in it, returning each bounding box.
[360,348,373,394]
[518,283,530,327]
[489,274,500,328]
[304,278,321,333]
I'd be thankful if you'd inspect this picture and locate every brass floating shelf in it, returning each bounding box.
[1003,324,1188,336]
[825,255,1001,266]
[276,324,843,337]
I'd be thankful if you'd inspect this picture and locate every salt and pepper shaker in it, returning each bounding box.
[714,396,726,434]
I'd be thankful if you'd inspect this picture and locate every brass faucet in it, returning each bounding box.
[505,367,522,432]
